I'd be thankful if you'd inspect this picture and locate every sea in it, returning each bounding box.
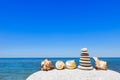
[0,58,120,80]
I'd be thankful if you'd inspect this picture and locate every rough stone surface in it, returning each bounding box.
[27,69,120,80]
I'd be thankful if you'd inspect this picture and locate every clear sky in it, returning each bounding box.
[0,0,120,57]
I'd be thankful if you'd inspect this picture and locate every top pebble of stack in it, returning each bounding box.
[81,48,88,52]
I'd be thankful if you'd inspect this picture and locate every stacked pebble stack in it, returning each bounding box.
[78,48,93,70]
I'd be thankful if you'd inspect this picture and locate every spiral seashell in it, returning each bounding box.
[55,61,65,70]
[93,57,107,70]
[41,58,54,71]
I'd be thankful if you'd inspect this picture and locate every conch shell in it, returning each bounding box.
[41,58,54,71]
[66,60,76,69]
[93,57,107,70]
[55,61,65,70]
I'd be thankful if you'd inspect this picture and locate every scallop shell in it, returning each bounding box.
[65,60,76,69]
[55,61,65,70]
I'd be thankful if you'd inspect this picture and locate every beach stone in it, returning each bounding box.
[81,48,88,52]
[78,48,93,70]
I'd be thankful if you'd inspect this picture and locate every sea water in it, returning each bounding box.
[0,58,120,80]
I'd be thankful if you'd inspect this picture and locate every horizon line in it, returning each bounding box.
[0,57,120,58]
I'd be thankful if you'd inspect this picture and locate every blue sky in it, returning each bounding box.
[0,0,120,57]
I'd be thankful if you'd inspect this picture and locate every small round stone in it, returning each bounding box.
[81,48,88,52]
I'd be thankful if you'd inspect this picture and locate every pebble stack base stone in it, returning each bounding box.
[78,66,93,70]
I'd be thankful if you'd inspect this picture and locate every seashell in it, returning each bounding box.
[66,60,76,69]
[55,61,65,70]
[41,58,54,71]
[93,57,107,70]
